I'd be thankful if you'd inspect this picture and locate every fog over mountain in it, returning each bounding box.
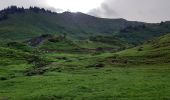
[0,0,170,22]
[89,0,170,23]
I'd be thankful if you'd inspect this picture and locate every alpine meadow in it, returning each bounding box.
[0,1,170,100]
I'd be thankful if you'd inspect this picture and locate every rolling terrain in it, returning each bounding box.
[0,6,170,100]
[0,32,170,99]
[1,6,170,45]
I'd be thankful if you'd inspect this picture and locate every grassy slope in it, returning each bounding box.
[0,64,170,100]
[1,7,170,46]
[0,47,32,79]
[117,33,170,62]
[38,36,128,53]
[0,12,59,41]
[0,44,50,80]
[0,34,170,99]
[116,22,170,45]
[0,10,140,41]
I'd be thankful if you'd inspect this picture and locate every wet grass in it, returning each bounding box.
[0,51,170,100]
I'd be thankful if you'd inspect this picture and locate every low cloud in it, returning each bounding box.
[89,2,119,18]
[0,0,170,22]
[0,0,64,13]
[88,0,170,23]
[0,0,47,9]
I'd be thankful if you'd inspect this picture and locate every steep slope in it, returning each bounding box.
[23,34,127,53]
[1,6,170,46]
[0,44,51,78]
[114,33,170,63]
[0,6,143,41]
[117,22,170,45]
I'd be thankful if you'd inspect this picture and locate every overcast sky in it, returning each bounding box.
[0,0,170,23]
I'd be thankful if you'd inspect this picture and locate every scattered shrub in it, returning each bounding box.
[137,47,143,51]
[95,63,105,68]
[85,63,105,68]
[25,68,47,76]
[0,77,7,80]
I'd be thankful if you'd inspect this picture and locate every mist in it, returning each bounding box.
[0,0,170,22]
[89,0,170,23]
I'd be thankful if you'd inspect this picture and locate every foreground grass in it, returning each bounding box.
[0,33,170,100]
[0,63,170,100]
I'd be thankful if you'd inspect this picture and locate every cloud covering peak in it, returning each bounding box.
[89,0,170,23]
[0,0,170,22]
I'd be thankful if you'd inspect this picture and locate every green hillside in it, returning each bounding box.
[0,33,170,99]
[0,6,170,100]
[1,6,170,46]
[115,33,170,63]
[0,6,142,41]
[0,44,50,79]
[37,35,128,53]
[117,22,170,44]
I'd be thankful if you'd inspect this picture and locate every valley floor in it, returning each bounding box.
[0,53,170,100]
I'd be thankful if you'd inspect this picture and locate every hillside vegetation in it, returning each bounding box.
[0,6,170,100]
[0,33,170,99]
[1,6,170,46]
[116,33,170,63]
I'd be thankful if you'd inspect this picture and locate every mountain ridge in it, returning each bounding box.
[0,6,170,46]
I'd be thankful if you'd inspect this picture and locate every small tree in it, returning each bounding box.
[137,47,143,51]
